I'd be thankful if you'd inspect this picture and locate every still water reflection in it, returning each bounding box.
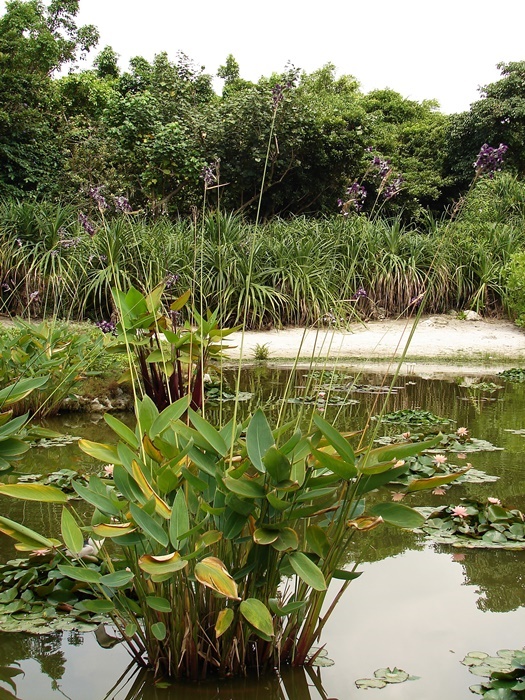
[2,367,525,700]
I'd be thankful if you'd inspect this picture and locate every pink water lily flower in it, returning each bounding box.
[433,454,447,465]
[104,464,114,477]
[456,427,469,437]
[487,497,501,506]
[451,505,469,518]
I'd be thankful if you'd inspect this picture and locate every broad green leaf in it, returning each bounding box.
[151,621,167,640]
[369,502,425,528]
[311,447,357,480]
[100,570,134,588]
[169,489,190,549]
[0,483,68,503]
[306,525,330,558]
[223,476,265,499]
[0,412,28,438]
[407,468,469,492]
[149,397,190,437]
[81,600,115,614]
[72,480,120,517]
[58,565,101,584]
[0,515,58,550]
[170,289,191,312]
[194,557,240,600]
[332,569,362,581]
[313,413,355,464]
[272,528,299,552]
[240,599,274,637]
[359,434,441,470]
[215,608,234,638]
[103,414,139,449]
[139,552,188,576]
[0,376,48,406]
[188,409,228,456]
[61,508,84,555]
[78,439,121,465]
[246,409,274,472]
[136,396,159,437]
[129,503,169,546]
[146,596,172,612]
[263,447,291,483]
[268,598,306,616]
[288,552,326,591]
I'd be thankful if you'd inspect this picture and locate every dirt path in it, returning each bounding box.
[226,315,525,377]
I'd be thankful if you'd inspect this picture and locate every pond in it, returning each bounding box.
[1,366,525,700]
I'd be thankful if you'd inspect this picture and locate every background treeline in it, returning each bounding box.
[2,0,525,327]
[3,0,525,219]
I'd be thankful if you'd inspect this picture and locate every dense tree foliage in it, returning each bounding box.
[0,0,523,221]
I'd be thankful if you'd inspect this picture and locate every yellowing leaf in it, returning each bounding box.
[194,557,240,600]
[215,608,234,638]
[131,460,171,519]
[138,552,188,576]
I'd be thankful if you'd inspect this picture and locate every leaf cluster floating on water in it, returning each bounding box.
[355,666,419,689]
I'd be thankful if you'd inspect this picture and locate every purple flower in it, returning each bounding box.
[114,196,132,213]
[78,212,96,237]
[89,186,107,210]
[352,287,368,300]
[474,143,508,178]
[339,182,367,215]
[29,291,39,302]
[165,272,179,289]
[201,164,217,187]
[96,320,116,334]
[383,175,404,200]
[371,155,390,178]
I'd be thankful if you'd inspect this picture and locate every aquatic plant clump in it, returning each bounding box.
[462,647,525,697]
[0,397,460,680]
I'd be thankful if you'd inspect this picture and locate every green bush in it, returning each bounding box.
[504,251,525,326]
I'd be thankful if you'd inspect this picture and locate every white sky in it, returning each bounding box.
[4,0,525,113]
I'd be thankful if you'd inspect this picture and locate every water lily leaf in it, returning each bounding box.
[374,667,409,683]
[138,552,187,576]
[369,502,425,529]
[288,552,326,591]
[355,678,387,689]
[194,557,239,600]
[462,652,490,666]
[0,483,68,503]
[215,608,234,638]
[246,409,274,472]
[240,599,274,638]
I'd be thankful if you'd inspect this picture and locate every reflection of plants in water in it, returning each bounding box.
[454,548,525,613]
[0,631,67,684]
[107,663,337,700]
